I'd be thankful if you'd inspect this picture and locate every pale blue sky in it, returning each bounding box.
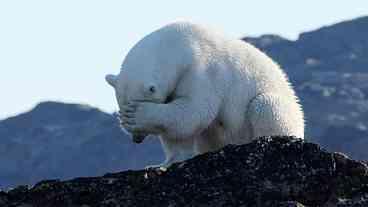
[1,0,367,119]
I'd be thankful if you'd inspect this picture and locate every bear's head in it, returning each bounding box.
[105,68,168,107]
[105,23,194,105]
[106,22,197,110]
[105,23,196,142]
[105,47,171,143]
[105,50,178,108]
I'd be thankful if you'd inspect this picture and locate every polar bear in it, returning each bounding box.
[105,22,304,168]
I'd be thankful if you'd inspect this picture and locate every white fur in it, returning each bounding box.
[106,22,305,168]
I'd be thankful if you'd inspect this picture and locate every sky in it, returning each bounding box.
[0,1,367,120]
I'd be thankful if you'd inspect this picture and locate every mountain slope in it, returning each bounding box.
[244,16,368,76]
[0,102,163,189]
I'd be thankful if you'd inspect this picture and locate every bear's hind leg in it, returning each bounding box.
[247,93,304,139]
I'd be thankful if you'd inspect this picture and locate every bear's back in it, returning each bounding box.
[124,21,297,99]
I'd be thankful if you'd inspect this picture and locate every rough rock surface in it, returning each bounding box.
[1,136,367,207]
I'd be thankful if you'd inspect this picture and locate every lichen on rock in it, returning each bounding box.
[1,136,368,207]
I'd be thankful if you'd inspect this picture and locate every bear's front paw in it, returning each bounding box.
[120,101,160,135]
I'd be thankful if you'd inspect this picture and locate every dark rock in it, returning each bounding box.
[1,136,367,207]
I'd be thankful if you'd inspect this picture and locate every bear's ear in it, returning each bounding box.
[105,74,118,88]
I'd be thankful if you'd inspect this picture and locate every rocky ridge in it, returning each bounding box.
[1,136,368,207]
